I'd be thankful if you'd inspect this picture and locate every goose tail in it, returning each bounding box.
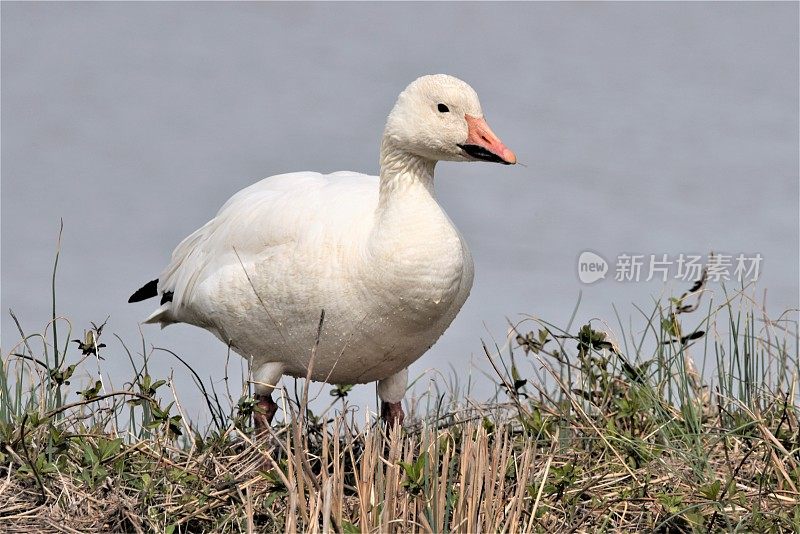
[143,306,176,328]
[129,278,177,328]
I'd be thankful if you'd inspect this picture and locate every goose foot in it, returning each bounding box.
[254,393,278,435]
[381,401,404,428]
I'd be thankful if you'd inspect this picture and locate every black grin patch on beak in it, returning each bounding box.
[457,143,512,165]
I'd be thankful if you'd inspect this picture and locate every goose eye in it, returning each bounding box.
[437,103,449,113]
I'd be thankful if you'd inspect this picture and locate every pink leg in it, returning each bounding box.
[254,393,278,434]
[381,401,405,428]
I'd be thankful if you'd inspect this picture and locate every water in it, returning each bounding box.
[3,3,797,423]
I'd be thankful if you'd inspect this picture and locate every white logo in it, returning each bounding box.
[578,251,608,284]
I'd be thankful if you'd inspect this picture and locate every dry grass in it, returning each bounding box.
[1,278,798,532]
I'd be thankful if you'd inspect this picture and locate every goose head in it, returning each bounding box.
[383,74,516,165]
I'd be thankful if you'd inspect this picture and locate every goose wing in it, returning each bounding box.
[137,171,377,325]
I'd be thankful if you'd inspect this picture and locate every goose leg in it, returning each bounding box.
[377,368,408,428]
[380,401,404,427]
[254,393,278,433]
[252,361,284,434]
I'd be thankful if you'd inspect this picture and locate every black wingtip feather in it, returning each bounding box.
[128,279,159,303]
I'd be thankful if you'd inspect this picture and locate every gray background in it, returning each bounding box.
[3,2,798,422]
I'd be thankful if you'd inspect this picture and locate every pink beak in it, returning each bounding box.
[460,114,517,165]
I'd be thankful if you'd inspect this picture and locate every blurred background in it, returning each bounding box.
[2,2,798,423]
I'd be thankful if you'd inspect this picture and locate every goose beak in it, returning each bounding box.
[458,115,517,165]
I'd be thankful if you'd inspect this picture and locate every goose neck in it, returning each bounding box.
[377,138,437,209]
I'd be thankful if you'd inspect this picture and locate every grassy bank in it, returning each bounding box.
[1,275,798,532]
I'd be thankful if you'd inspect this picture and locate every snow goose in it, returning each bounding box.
[129,74,516,429]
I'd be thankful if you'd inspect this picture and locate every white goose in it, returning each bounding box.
[129,74,516,429]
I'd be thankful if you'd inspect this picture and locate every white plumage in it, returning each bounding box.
[132,74,516,426]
